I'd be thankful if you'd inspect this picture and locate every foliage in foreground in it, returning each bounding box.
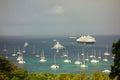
[109,39,120,80]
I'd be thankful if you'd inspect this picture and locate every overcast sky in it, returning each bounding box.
[0,0,120,36]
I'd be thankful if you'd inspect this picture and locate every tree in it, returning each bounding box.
[0,55,18,79]
[11,68,28,79]
[109,39,120,80]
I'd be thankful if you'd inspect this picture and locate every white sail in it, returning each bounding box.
[52,41,64,52]
[24,41,28,48]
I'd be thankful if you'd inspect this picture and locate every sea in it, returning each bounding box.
[0,35,120,74]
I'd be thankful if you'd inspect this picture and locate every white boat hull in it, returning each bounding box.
[50,65,59,69]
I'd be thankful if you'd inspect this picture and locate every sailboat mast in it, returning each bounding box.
[54,54,56,65]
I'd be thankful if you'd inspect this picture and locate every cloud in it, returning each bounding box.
[49,5,64,15]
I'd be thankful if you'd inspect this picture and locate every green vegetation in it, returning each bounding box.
[0,55,28,80]
[109,39,120,80]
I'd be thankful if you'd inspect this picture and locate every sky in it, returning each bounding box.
[0,0,120,36]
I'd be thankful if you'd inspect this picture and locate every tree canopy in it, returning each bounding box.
[110,39,120,80]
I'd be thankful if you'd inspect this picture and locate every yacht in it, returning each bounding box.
[76,35,96,44]
[74,53,82,64]
[35,49,40,57]
[64,53,71,63]
[17,50,25,64]
[104,45,110,56]
[12,48,17,57]
[40,50,47,62]
[50,55,59,69]
[80,49,88,68]
[90,50,99,63]
[98,50,102,59]
[102,69,111,73]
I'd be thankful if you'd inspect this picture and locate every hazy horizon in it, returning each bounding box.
[0,0,120,36]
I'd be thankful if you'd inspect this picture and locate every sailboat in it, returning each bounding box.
[40,50,47,62]
[103,55,108,62]
[35,49,40,57]
[103,46,110,61]
[64,57,71,63]
[80,49,88,68]
[61,49,68,58]
[63,50,71,63]
[32,46,36,54]
[89,50,95,58]
[22,48,26,53]
[98,50,102,59]
[85,52,89,61]
[5,52,8,59]
[74,53,82,64]
[3,47,8,59]
[24,41,28,48]
[90,50,99,63]
[102,69,111,73]
[104,45,110,56]
[12,48,17,57]
[50,55,59,69]
[52,41,64,53]
[17,50,25,64]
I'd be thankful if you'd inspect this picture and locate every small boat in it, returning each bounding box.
[32,46,36,54]
[17,50,25,64]
[5,52,8,59]
[17,48,21,55]
[12,48,17,57]
[3,48,8,59]
[22,48,26,53]
[74,53,82,65]
[98,50,102,59]
[63,51,71,63]
[50,65,59,69]
[102,69,111,73]
[40,50,47,62]
[80,49,88,68]
[85,53,89,61]
[61,49,68,58]
[64,59,71,63]
[50,55,59,69]
[103,58,108,62]
[17,56,23,61]
[104,45,110,56]
[69,36,77,39]
[103,54,108,62]
[18,58,26,64]
[35,49,40,57]
[90,50,99,63]
[80,64,88,68]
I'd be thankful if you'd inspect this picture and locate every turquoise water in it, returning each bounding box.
[0,35,119,74]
